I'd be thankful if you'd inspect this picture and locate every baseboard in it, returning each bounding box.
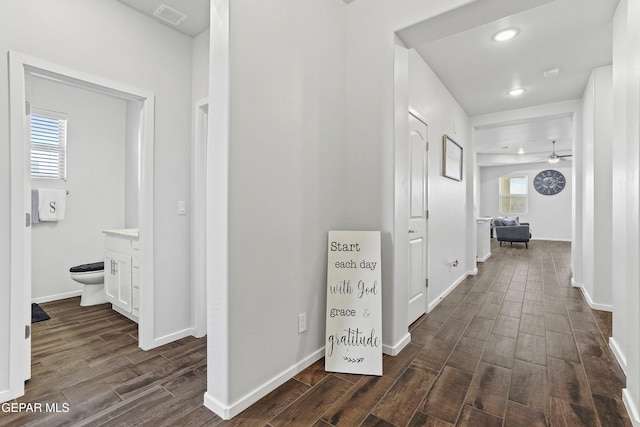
[609,337,628,375]
[623,388,640,426]
[476,252,491,262]
[530,237,571,242]
[31,290,82,304]
[204,347,325,420]
[573,283,613,312]
[141,327,194,351]
[428,272,468,313]
[383,331,411,356]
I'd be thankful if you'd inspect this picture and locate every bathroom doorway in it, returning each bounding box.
[8,52,155,395]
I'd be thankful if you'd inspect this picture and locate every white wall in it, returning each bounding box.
[0,0,195,397]
[479,162,573,241]
[407,49,472,308]
[206,0,349,418]
[578,66,613,310]
[30,77,129,302]
[611,0,640,423]
[192,29,210,104]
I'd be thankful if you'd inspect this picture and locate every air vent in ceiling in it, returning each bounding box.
[153,4,187,27]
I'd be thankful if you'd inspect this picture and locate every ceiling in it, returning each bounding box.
[116,0,618,165]
[398,0,619,164]
[115,0,209,37]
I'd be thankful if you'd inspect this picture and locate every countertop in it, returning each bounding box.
[103,228,139,239]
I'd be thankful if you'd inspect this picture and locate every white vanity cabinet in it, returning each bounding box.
[104,229,139,322]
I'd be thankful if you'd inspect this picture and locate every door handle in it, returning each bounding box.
[409,230,417,234]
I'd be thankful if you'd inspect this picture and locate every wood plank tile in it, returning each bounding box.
[269,375,352,427]
[545,313,572,335]
[359,414,396,427]
[592,393,633,427]
[519,313,545,337]
[422,366,473,424]
[550,396,598,427]
[509,359,549,412]
[412,338,455,372]
[546,331,580,362]
[445,337,486,373]
[499,301,523,318]
[433,318,469,344]
[568,310,599,332]
[522,300,546,316]
[382,342,421,379]
[450,302,479,322]
[464,362,511,417]
[372,366,438,426]
[547,357,593,408]
[545,298,568,315]
[456,405,502,426]
[321,375,394,426]
[408,411,453,427]
[503,400,550,426]
[582,354,626,399]
[481,334,517,369]
[294,358,330,386]
[492,315,520,339]
[463,316,494,342]
[226,379,309,426]
[476,303,501,320]
[515,333,546,366]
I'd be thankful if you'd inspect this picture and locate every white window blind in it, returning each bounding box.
[30,109,67,180]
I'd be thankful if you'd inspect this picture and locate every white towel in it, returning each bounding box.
[38,189,67,221]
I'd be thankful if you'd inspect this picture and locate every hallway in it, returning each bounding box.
[224,240,630,426]
[0,240,630,426]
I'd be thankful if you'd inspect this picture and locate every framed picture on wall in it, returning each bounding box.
[443,134,463,181]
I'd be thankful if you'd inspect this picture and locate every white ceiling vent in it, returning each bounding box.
[153,4,187,27]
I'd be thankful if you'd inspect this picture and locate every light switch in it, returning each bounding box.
[178,201,187,215]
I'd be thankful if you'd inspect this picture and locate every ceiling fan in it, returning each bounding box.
[547,140,572,163]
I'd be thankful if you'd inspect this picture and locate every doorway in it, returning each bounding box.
[8,52,155,399]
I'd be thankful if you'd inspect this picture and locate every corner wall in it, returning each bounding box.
[611,0,640,423]
[578,66,613,311]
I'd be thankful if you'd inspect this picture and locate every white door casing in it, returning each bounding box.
[6,51,155,402]
[408,112,428,325]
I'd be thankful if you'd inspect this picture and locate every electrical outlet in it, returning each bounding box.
[298,313,307,334]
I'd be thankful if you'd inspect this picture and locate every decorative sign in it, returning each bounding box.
[325,231,382,375]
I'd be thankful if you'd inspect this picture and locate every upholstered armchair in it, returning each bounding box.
[493,217,531,249]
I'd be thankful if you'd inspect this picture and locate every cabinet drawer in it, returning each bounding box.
[105,235,132,253]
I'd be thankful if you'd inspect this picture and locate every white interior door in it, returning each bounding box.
[408,112,428,325]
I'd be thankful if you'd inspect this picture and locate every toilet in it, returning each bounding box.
[70,262,107,306]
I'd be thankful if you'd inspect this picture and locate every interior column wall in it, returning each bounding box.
[611,0,640,423]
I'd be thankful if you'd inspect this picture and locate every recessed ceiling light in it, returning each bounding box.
[492,28,519,42]
[508,88,525,96]
[543,67,560,78]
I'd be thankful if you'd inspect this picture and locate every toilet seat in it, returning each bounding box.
[70,261,104,274]
[70,262,104,285]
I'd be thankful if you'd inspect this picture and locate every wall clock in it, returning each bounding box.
[534,169,566,195]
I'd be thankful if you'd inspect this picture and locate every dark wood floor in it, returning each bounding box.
[1,240,631,426]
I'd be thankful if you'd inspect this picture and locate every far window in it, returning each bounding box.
[30,109,67,181]
[499,175,528,214]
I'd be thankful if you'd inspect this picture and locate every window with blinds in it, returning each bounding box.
[30,109,67,180]
[499,175,528,214]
